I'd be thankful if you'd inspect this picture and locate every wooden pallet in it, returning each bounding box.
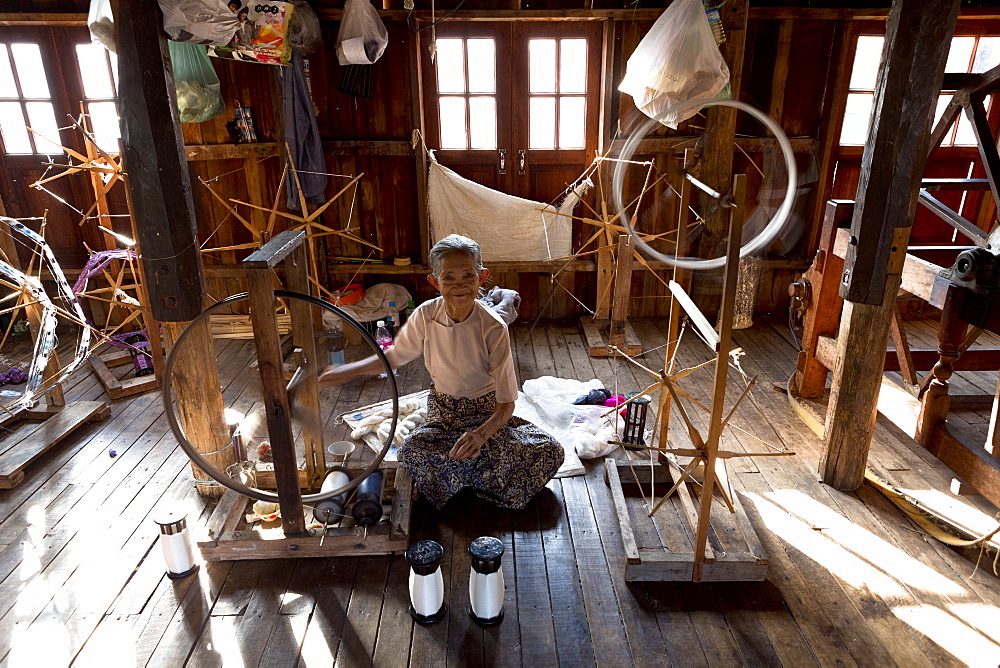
[198,462,413,561]
[0,400,111,488]
[604,459,768,582]
[88,347,159,400]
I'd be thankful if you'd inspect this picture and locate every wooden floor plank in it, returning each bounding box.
[0,319,993,667]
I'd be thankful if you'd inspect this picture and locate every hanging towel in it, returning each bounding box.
[282,50,327,209]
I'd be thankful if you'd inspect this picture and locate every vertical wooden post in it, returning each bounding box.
[821,0,960,490]
[657,149,695,452]
[163,320,233,498]
[113,0,206,322]
[608,234,633,349]
[693,174,746,583]
[916,288,967,445]
[283,241,324,488]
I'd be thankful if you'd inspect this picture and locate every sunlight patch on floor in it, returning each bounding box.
[749,491,1000,664]
[8,620,70,667]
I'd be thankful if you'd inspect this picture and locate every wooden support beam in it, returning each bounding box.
[114,0,206,322]
[821,0,960,491]
[839,0,960,305]
[163,320,234,498]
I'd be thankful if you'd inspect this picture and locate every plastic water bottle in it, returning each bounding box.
[326,326,346,366]
[375,321,392,351]
[375,321,394,377]
[386,302,398,337]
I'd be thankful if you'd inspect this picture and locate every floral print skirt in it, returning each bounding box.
[398,387,564,510]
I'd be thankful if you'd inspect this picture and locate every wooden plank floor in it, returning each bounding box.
[0,319,998,666]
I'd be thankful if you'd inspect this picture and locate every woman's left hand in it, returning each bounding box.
[450,429,487,459]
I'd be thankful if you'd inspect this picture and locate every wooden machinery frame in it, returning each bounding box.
[604,172,778,582]
[193,230,412,561]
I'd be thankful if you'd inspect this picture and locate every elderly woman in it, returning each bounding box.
[319,235,563,509]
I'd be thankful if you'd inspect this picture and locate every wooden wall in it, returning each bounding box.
[2,3,1000,323]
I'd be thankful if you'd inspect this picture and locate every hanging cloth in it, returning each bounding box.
[427,153,590,262]
[282,50,327,209]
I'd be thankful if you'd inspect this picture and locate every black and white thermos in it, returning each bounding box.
[153,511,198,579]
[468,536,505,625]
[405,540,446,623]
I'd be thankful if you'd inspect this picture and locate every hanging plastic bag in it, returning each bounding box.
[158,0,240,46]
[336,0,388,66]
[618,0,730,128]
[288,0,322,54]
[88,0,115,53]
[168,41,225,123]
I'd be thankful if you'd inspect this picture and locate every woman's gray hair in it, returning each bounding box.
[428,234,484,275]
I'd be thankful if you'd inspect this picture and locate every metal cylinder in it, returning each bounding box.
[351,470,384,527]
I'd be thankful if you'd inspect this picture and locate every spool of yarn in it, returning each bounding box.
[312,467,352,525]
[468,536,505,626]
[351,471,384,527]
[406,540,446,623]
[153,511,199,579]
[0,368,27,386]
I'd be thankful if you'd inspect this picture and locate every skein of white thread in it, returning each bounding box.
[409,570,445,617]
[469,570,504,620]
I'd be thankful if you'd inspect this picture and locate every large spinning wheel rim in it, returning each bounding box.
[612,98,799,271]
[163,290,398,504]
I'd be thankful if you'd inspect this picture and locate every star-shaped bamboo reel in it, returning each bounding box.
[208,149,382,302]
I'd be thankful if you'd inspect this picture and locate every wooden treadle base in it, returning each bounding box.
[605,459,768,582]
[581,319,643,357]
[88,349,159,400]
[199,463,413,561]
[0,400,111,489]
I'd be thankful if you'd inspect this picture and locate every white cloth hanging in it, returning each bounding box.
[427,153,590,262]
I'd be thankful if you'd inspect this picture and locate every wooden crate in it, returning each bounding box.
[604,459,768,582]
[198,462,413,561]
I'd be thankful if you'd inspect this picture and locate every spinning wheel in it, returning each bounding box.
[612,98,799,271]
[163,290,398,506]
[163,232,404,551]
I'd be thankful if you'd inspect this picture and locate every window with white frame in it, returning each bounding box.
[841,35,1000,146]
[0,42,62,155]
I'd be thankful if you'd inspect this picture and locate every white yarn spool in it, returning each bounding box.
[153,511,198,579]
[312,468,351,525]
[468,536,505,625]
[406,540,446,623]
[409,571,445,618]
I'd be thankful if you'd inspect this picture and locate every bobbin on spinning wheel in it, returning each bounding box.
[163,231,405,554]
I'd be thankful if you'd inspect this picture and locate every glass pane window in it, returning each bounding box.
[0,42,60,155]
[435,37,497,150]
[469,97,497,149]
[843,34,999,148]
[529,97,555,149]
[528,37,587,151]
[75,43,120,152]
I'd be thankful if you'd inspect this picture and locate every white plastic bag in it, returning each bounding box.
[336,0,388,66]
[158,0,240,46]
[88,0,115,53]
[618,0,730,128]
[521,376,620,460]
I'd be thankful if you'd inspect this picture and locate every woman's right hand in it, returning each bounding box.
[317,364,352,389]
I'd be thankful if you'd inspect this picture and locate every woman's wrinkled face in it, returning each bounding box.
[428,252,489,308]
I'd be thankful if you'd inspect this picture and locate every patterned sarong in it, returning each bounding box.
[399,387,564,509]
